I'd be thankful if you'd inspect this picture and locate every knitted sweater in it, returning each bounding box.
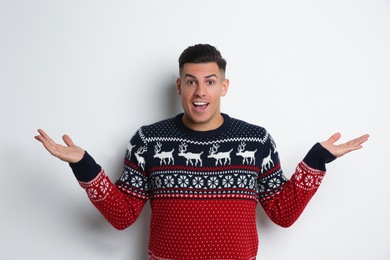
[70,113,336,260]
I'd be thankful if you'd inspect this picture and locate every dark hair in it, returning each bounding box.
[178,44,227,74]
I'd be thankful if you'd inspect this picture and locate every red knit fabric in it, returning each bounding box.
[79,161,325,259]
[260,162,325,228]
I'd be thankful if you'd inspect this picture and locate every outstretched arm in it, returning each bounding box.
[320,132,369,158]
[34,129,147,229]
[34,129,85,163]
[260,132,369,227]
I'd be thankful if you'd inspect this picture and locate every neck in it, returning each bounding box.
[182,113,224,132]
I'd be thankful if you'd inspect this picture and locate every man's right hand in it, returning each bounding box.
[35,129,85,163]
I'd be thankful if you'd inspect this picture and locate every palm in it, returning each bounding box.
[35,129,85,163]
[320,132,369,158]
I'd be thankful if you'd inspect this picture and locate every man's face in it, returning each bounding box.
[176,62,229,131]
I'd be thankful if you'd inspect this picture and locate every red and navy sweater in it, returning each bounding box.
[70,113,335,260]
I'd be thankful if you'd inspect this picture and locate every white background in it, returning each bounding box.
[1,1,389,259]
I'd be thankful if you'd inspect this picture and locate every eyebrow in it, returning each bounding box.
[184,73,218,79]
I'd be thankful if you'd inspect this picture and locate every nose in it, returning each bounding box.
[195,83,206,97]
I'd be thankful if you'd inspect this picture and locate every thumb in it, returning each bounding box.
[327,132,341,145]
[62,134,75,147]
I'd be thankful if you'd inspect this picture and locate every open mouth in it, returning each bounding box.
[193,101,209,109]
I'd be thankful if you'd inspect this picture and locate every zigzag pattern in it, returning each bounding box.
[140,135,270,146]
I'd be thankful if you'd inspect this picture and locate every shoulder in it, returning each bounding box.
[136,116,181,142]
[141,117,176,131]
[227,114,269,138]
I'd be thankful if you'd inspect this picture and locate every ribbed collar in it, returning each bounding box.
[174,113,231,139]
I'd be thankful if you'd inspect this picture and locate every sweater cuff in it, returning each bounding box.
[303,142,336,171]
[69,151,101,182]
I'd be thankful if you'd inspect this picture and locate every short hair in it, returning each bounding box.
[178,44,227,75]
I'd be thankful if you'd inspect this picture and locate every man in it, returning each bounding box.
[35,44,369,259]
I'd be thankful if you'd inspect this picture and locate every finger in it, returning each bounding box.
[338,134,369,155]
[327,132,341,145]
[62,134,75,147]
[358,134,370,144]
[37,129,49,139]
[37,129,56,144]
[35,130,49,145]
[34,135,43,142]
[348,134,370,148]
[35,129,62,153]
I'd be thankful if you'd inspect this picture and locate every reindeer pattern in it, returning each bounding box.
[126,140,277,173]
[154,142,175,165]
[178,142,203,166]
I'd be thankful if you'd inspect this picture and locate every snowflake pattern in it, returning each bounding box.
[117,160,321,200]
[295,172,303,181]
[147,171,260,195]
[87,188,98,199]
[222,175,234,188]
[315,175,323,186]
[131,176,143,188]
[192,176,204,189]
[207,177,219,189]
[100,179,109,193]
[154,176,162,189]
[269,177,281,189]
[120,170,129,182]
[164,175,174,188]
[237,175,248,188]
[248,176,255,190]
[178,176,189,188]
[304,175,314,187]
[291,163,327,191]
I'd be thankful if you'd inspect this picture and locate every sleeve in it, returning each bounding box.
[69,131,149,230]
[258,134,336,228]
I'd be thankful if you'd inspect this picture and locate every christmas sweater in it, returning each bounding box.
[70,113,336,260]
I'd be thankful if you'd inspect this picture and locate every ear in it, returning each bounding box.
[176,78,181,95]
[221,78,229,97]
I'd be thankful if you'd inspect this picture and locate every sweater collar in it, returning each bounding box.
[174,113,231,138]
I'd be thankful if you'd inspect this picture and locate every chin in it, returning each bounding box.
[192,112,212,122]
[183,112,209,124]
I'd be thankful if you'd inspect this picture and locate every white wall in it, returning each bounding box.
[1,1,389,259]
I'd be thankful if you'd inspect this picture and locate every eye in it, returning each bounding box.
[206,80,215,85]
[187,80,196,85]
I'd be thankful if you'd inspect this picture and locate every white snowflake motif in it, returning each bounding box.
[295,172,303,181]
[222,175,234,188]
[99,179,109,194]
[269,177,281,189]
[315,175,323,186]
[305,175,314,187]
[87,188,98,199]
[237,175,248,188]
[164,175,174,188]
[192,176,204,189]
[248,176,256,190]
[131,176,143,188]
[207,177,219,189]
[178,176,189,188]
[154,176,162,189]
[120,171,129,182]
